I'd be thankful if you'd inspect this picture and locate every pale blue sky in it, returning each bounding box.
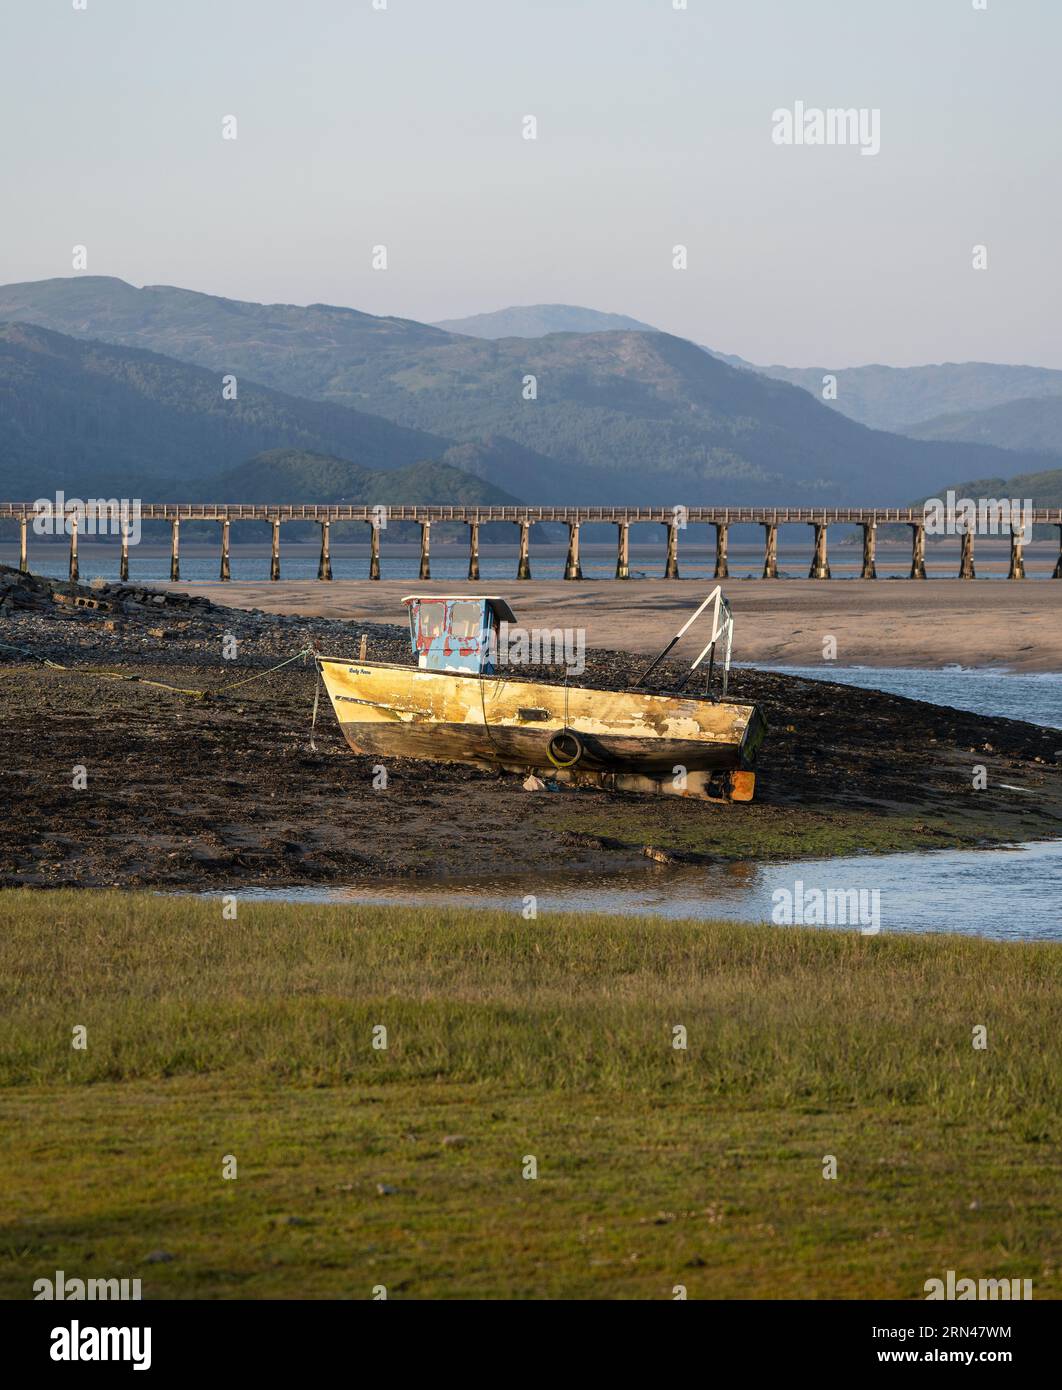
[1,0,1059,366]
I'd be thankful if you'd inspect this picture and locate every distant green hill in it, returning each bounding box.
[0,277,1054,506]
[215,449,518,506]
[906,395,1062,457]
[0,321,511,505]
[432,304,658,338]
[930,465,1062,510]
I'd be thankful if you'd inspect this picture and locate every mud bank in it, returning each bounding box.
[2,565,1061,890]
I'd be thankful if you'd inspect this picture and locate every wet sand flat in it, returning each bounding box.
[161,577,1062,672]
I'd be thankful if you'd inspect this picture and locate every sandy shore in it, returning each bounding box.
[159,578,1062,673]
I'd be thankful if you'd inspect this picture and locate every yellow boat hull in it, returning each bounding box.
[318,658,766,784]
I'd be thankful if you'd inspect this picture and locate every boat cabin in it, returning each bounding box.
[402,595,517,675]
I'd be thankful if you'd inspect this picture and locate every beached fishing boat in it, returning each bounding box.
[317,589,766,800]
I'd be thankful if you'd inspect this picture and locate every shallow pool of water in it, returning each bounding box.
[220,840,1062,942]
[745,664,1062,730]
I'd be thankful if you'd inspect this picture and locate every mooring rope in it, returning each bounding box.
[6,643,318,701]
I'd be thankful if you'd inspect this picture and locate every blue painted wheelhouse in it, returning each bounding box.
[402,595,517,675]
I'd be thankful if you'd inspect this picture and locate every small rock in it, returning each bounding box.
[376,1182,399,1196]
[144,1250,174,1264]
[441,1134,468,1148]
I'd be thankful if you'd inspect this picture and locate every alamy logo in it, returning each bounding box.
[34,1269,142,1300]
[771,880,881,934]
[925,1270,1033,1301]
[923,491,1033,541]
[772,101,880,156]
[491,622,586,676]
[32,492,142,545]
[49,1321,152,1371]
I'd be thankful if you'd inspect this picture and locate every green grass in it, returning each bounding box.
[0,891,1058,1299]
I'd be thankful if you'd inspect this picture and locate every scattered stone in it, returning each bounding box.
[144,1250,174,1263]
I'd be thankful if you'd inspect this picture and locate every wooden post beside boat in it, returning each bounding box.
[418,521,430,580]
[369,521,381,580]
[18,516,27,573]
[468,521,480,581]
[68,514,79,582]
[119,520,130,581]
[169,518,180,582]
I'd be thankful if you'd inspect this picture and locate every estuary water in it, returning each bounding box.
[228,839,1062,942]
[742,664,1062,730]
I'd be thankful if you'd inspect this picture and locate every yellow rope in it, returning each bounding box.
[21,645,317,701]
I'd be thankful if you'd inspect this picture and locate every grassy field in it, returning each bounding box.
[0,890,1058,1299]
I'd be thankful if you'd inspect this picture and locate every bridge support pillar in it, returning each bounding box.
[169,518,179,582]
[418,521,430,580]
[714,523,729,580]
[468,521,480,581]
[1008,525,1026,580]
[119,521,130,581]
[808,522,830,579]
[270,520,281,580]
[516,520,532,579]
[318,520,333,581]
[18,516,28,573]
[219,519,231,581]
[1054,525,1062,578]
[908,522,926,579]
[664,522,680,579]
[68,515,79,583]
[564,522,582,580]
[615,522,630,579]
[959,525,976,580]
[369,521,381,580]
[761,523,778,579]
[860,522,877,579]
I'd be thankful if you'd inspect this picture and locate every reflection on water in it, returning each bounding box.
[224,840,1062,942]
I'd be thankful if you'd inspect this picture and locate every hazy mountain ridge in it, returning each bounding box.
[908,395,1062,457]
[0,277,1053,507]
[432,304,658,338]
[711,354,1062,434]
[0,321,505,504]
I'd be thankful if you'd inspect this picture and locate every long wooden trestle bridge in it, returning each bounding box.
[3,503,1062,582]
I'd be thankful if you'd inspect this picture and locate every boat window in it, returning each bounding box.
[411,600,447,653]
[449,602,483,642]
